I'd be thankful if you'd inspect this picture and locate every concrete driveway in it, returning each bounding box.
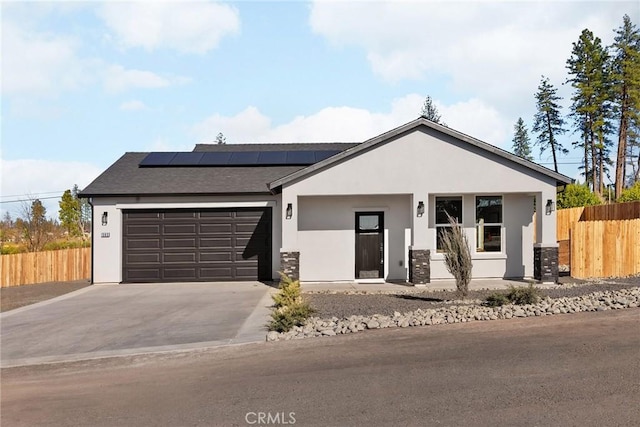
[1,282,275,367]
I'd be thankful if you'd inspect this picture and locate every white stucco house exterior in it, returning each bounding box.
[80,118,572,285]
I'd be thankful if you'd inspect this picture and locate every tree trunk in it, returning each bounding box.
[546,113,558,172]
[615,89,628,199]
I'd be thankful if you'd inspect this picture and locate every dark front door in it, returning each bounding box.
[355,212,384,279]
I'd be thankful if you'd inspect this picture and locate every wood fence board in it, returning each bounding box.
[1,248,91,287]
[570,219,640,279]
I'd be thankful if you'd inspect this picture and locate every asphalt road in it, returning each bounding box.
[2,310,639,427]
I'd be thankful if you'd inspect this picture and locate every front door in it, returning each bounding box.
[355,212,384,279]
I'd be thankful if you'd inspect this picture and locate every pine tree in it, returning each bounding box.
[532,76,568,172]
[511,117,533,161]
[420,95,442,123]
[611,14,640,196]
[59,189,81,236]
[566,29,614,195]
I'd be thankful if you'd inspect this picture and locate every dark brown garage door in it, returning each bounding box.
[122,208,271,282]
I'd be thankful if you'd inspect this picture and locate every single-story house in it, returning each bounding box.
[80,118,572,285]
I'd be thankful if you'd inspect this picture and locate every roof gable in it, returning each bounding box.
[268,118,573,191]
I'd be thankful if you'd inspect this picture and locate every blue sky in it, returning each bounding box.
[2,1,637,219]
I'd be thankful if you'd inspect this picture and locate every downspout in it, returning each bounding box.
[88,198,94,284]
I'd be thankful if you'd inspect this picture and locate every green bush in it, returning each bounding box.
[617,181,640,202]
[267,273,315,332]
[484,292,510,307]
[557,183,601,209]
[42,239,91,251]
[1,244,27,255]
[506,284,541,305]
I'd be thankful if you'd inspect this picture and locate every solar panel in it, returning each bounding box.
[257,151,288,165]
[139,152,177,166]
[199,152,233,165]
[170,152,205,165]
[140,149,344,167]
[314,150,340,162]
[286,151,316,164]
[228,152,260,165]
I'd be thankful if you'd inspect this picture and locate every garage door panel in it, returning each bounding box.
[163,253,197,263]
[200,223,233,234]
[123,208,271,282]
[200,237,233,248]
[200,252,233,262]
[163,268,197,280]
[164,224,197,235]
[126,239,160,250]
[127,253,161,264]
[126,225,161,235]
[163,211,197,219]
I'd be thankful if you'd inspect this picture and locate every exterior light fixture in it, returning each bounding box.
[545,199,555,215]
[101,212,108,226]
[417,201,425,217]
[286,203,293,220]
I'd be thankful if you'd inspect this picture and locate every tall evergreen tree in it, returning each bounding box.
[566,29,613,195]
[611,14,640,196]
[532,76,568,172]
[511,117,533,161]
[420,95,442,123]
[59,189,81,236]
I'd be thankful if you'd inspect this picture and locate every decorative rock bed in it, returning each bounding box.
[266,287,640,342]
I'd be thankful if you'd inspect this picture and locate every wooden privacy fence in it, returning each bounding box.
[1,248,91,287]
[570,219,640,279]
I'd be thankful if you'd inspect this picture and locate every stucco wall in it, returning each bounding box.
[296,195,411,281]
[282,127,554,281]
[90,195,281,283]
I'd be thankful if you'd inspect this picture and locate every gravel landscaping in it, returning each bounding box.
[267,277,640,341]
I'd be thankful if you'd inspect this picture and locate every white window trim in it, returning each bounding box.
[474,195,504,255]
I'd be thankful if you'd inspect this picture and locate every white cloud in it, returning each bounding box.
[119,100,148,111]
[0,158,103,220]
[103,65,184,93]
[309,1,631,108]
[192,95,510,148]
[1,20,92,96]
[99,1,240,53]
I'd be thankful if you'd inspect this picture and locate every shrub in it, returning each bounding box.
[1,243,27,255]
[506,284,541,305]
[439,213,473,298]
[484,292,510,307]
[267,273,315,332]
[557,183,601,208]
[617,181,640,202]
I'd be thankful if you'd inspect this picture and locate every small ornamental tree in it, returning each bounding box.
[268,273,314,332]
[439,213,472,298]
[557,183,602,208]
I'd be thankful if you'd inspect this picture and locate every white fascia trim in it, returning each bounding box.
[115,201,277,210]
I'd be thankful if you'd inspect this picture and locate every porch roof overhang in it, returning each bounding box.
[268,118,573,193]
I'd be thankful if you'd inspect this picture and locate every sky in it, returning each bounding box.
[1,0,638,219]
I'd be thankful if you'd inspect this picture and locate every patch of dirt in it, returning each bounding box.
[0,280,91,312]
[306,278,640,319]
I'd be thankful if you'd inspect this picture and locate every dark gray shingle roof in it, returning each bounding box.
[193,142,358,152]
[80,143,358,197]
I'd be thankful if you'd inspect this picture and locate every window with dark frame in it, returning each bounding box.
[435,196,463,252]
[476,196,502,252]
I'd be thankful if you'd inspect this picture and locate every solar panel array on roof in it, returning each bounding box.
[139,150,342,167]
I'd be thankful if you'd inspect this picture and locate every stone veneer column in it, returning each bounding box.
[280,251,300,281]
[534,245,558,283]
[409,248,431,285]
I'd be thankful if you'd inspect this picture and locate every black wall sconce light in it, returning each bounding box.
[101,212,108,226]
[417,201,425,217]
[545,199,555,215]
[286,203,293,220]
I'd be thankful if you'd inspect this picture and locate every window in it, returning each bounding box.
[476,196,502,252]
[436,196,462,252]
